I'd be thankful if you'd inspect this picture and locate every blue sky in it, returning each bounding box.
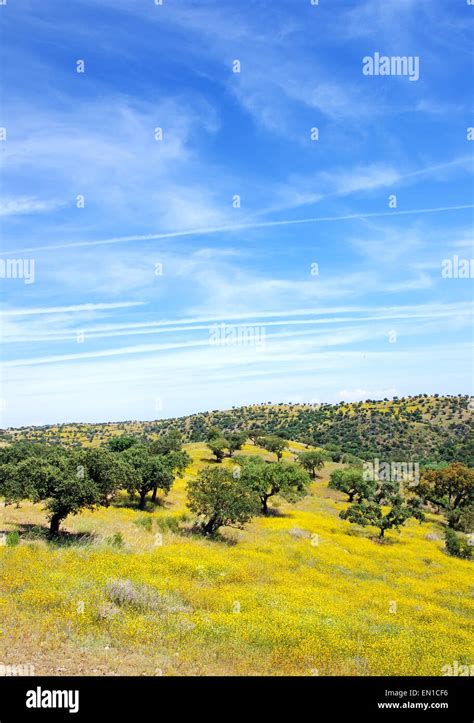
[0,0,473,427]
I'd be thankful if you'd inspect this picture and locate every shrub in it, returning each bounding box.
[6,531,20,547]
[444,528,472,560]
[134,516,153,532]
[105,578,190,613]
[106,532,124,548]
[451,504,474,534]
[154,515,185,533]
[105,578,162,611]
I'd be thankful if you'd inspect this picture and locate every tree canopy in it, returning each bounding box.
[187,466,258,535]
[329,467,376,502]
[297,450,326,478]
[420,463,474,529]
[339,479,424,539]
[258,435,288,461]
[235,456,310,513]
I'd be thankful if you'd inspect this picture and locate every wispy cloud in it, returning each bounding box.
[1,0,472,425]
[0,301,146,317]
[3,203,473,256]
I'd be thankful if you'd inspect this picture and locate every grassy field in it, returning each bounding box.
[1,442,472,676]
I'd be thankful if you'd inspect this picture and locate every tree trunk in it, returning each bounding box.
[138,489,147,510]
[261,495,269,514]
[448,514,459,529]
[348,492,355,502]
[151,486,157,504]
[453,494,465,509]
[49,513,62,537]
[204,517,219,535]
[379,528,385,538]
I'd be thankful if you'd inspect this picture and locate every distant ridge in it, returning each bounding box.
[2,395,473,465]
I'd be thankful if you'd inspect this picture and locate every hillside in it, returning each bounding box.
[3,395,473,465]
[1,440,472,676]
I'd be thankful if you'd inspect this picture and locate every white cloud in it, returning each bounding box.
[337,388,397,402]
[0,197,63,216]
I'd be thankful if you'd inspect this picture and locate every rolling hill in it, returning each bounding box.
[2,395,473,465]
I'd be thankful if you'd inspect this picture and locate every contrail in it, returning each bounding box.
[0,301,146,317]
[2,204,473,255]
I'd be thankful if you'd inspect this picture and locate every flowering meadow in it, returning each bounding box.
[1,443,472,676]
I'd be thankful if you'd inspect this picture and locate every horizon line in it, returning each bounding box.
[1,392,470,432]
